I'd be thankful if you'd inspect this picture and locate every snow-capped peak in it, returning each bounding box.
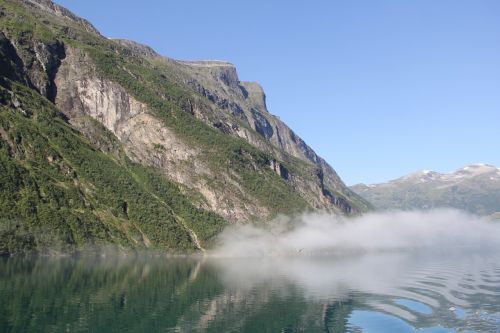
[457,164,496,175]
[361,163,499,188]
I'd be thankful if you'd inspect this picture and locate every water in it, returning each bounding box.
[1,252,500,332]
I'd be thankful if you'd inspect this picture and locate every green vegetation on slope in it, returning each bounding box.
[0,0,308,254]
[0,80,226,254]
[0,0,370,254]
[1,0,311,217]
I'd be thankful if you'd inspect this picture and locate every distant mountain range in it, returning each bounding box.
[350,164,500,216]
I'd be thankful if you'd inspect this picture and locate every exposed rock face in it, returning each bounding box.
[22,0,100,34]
[55,47,146,132]
[174,61,318,161]
[160,58,360,210]
[251,108,274,140]
[0,32,29,85]
[269,159,289,180]
[112,39,159,58]
[4,31,65,101]
[54,46,268,223]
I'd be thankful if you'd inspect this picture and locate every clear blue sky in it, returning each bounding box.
[54,0,500,185]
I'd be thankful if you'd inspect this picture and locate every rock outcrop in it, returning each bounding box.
[22,0,100,35]
[149,57,367,210]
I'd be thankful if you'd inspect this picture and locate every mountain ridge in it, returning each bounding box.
[351,163,500,216]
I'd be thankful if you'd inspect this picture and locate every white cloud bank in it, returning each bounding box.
[210,209,500,257]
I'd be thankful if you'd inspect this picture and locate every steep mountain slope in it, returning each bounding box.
[351,164,500,215]
[0,0,369,254]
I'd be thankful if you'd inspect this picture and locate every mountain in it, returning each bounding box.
[350,164,500,216]
[0,0,370,254]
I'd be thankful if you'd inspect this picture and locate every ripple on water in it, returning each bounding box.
[347,310,459,333]
[394,298,433,315]
[1,253,500,332]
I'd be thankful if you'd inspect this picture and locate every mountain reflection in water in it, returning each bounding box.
[1,252,499,332]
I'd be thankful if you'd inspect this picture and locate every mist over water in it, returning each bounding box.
[211,209,500,257]
[201,209,500,331]
[2,210,500,332]
[3,251,500,332]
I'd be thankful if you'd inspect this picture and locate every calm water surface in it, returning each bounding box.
[1,252,499,332]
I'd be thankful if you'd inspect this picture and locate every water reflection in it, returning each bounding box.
[1,252,499,332]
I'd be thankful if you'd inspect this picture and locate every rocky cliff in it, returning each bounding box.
[0,0,370,254]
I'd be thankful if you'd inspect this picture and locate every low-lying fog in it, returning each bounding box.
[206,209,500,310]
[210,209,500,257]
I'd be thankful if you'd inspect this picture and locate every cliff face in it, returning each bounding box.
[124,49,370,214]
[0,0,370,253]
[54,46,268,223]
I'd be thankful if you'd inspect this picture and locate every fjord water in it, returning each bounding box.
[1,252,500,332]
